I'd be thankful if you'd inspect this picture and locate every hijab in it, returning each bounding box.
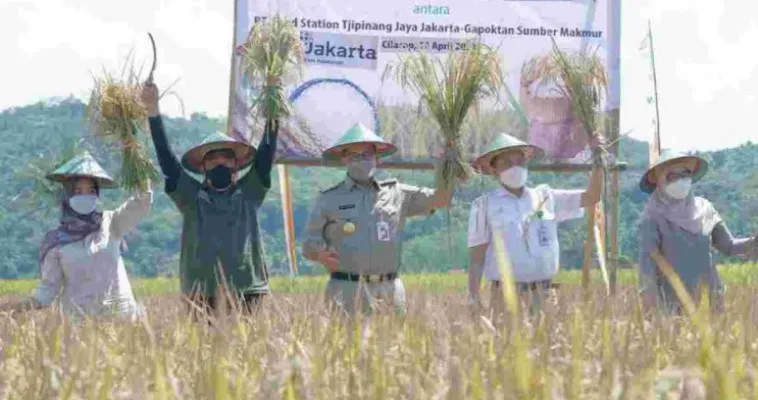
[38,184,103,265]
[642,164,722,235]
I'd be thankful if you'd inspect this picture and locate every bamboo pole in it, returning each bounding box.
[278,164,299,275]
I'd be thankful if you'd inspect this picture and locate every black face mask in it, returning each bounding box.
[206,165,233,189]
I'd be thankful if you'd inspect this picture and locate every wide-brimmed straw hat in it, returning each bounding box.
[475,133,543,173]
[181,132,256,174]
[640,150,708,193]
[46,151,118,189]
[322,123,397,161]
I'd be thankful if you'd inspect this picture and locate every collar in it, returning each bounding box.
[344,174,379,191]
[495,185,530,199]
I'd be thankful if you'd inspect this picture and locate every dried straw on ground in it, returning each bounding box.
[88,56,158,193]
[239,15,304,126]
[391,41,504,191]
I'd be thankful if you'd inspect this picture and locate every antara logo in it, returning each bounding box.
[413,4,450,15]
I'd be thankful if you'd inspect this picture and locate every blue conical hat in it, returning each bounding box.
[322,123,397,161]
[46,151,117,188]
[181,131,257,173]
[640,150,708,193]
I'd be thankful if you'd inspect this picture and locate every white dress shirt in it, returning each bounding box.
[467,185,584,283]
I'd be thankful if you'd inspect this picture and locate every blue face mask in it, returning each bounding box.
[69,194,98,215]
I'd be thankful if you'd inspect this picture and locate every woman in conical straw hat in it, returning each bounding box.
[466,132,604,317]
[638,150,758,314]
[0,152,152,319]
[142,82,277,317]
[302,122,452,316]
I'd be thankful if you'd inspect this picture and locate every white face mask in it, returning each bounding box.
[69,194,98,215]
[664,177,692,200]
[499,166,528,189]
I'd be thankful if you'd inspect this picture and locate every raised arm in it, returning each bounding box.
[253,120,279,189]
[141,83,182,192]
[111,184,154,238]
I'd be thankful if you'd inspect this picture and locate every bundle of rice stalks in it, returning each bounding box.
[391,41,503,191]
[239,15,304,126]
[548,38,608,164]
[88,56,158,193]
[547,39,609,293]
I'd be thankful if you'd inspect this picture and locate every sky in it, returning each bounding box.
[1,0,757,153]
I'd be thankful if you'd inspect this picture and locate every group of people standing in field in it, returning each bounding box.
[2,78,756,320]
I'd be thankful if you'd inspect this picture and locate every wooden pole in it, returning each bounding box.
[609,168,620,294]
[225,0,240,138]
[607,107,621,295]
[278,164,298,275]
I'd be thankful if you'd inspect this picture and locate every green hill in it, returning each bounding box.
[1,97,756,278]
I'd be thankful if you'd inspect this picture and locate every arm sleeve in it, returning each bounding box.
[239,121,276,206]
[111,189,154,238]
[638,217,661,294]
[32,250,64,307]
[399,184,436,218]
[147,116,182,192]
[711,222,751,257]
[253,120,278,189]
[548,187,585,222]
[166,171,201,212]
[302,196,329,256]
[467,196,490,248]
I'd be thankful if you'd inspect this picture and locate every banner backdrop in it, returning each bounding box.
[229,0,621,164]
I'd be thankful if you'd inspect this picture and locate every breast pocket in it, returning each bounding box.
[325,209,360,249]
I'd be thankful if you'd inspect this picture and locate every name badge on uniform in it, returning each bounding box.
[537,221,549,247]
[377,221,390,242]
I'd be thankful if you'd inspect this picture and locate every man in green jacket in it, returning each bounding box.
[142,82,277,316]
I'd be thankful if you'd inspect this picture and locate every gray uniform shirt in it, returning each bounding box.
[303,175,436,275]
[638,213,750,311]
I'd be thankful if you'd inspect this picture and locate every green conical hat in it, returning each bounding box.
[322,123,397,161]
[640,150,708,193]
[181,131,256,173]
[46,151,117,188]
[475,133,543,172]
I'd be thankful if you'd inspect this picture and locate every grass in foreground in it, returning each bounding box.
[1,265,758,398]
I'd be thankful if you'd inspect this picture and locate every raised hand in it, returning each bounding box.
[141,83,160,117]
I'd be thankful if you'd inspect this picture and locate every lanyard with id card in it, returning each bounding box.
[377,217,391,242]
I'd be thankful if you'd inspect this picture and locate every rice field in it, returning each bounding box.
[0,264,757,399]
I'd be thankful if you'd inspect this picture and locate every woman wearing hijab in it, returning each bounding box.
[0,152,152,319]
[638,150,757,313]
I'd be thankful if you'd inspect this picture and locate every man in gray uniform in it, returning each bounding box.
[302,123,452,315]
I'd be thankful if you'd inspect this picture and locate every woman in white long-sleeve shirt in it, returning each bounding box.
[0,152,152,319]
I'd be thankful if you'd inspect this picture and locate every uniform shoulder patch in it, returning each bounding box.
[377,178,398,186]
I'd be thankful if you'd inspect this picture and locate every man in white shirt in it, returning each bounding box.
[467,133,603,314]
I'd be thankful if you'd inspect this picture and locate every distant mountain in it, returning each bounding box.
[1,99,756,278]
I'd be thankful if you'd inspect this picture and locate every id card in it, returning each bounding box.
[377,221,390,242]
[537,221,549,247]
